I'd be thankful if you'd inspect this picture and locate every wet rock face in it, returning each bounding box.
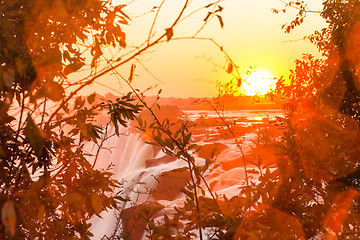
[195,142,228,159]
[145,155,177,168]
[120,168,190,239]
[151,167,190,201]
[121,201,164,240]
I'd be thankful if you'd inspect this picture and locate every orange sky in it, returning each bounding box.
[79,0,327,98]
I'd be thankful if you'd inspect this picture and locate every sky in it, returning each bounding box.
[81,0,327,98]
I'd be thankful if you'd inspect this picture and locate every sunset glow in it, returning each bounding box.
[240,70,275,96]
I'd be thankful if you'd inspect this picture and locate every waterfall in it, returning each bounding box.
[87,109,282,239]
[89,128,188,239]
[89,129,155,239]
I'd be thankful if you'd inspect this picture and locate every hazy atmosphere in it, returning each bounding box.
[2,0,360,239]
[79,0,327,97]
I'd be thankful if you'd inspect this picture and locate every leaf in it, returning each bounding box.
[183,133,191,145]
[237,78,242,87]
[128,64,136,83]
[38,205,45,222]
[64,61,85,75]
[87,93,96,104]
[204,12,212,22]
[43,80,65,102]
[286,26,291,33]
[216,15,224,28]
[165,138,174,150]
[63,50,72,62]
[120,40,127,48]
[247,169,259,174]
[3,69,15,88]
[226,62,233,73]
[118,9,131,21]
[1,200,16,237]
[91,193,102,215]
[165,28,173,42]
[15,58,27,77]
[24,115,45,157]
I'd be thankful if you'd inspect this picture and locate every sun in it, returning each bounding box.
[240,70,275,96]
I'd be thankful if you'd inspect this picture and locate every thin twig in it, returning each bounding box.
[206,99,249,186]
[147,0,166,46]
[279,0,321,13]
[46,0,190,128]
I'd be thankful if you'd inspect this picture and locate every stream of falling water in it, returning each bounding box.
[89,131,155,238]
[88,129,193,238]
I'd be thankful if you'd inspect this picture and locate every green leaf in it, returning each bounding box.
[24,115,45,157]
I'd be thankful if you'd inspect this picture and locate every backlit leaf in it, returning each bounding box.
[237,78,242,87]
[38,205,45,222]
[3,69,15,88]
[87,92,96,104]
[216,15,224,28]
[91,193,102,215]
[24,115,45,157]
[165,28,173,42]
[128,64,136,83]
[64,61,85,75]
[44,80,65,102]
[204,12,212,22]
[226,62,233,73]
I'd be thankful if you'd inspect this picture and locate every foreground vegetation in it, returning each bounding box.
[117,1,360,239]
[1,0,360,239]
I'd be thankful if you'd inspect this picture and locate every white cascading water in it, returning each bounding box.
[88,110,283,239]
[89,129,154,239]
[89,128,189,239]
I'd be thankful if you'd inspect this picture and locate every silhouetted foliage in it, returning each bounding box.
[0,1,142,238]
[0,0,231,238]
[5,0,360,239]
[114,1,360,240]
[268,0,360,238]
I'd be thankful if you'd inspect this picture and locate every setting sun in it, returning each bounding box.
[240,70,275,96]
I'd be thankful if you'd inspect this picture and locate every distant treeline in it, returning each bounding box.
[98,92,283,110]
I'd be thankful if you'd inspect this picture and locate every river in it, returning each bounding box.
[90,109,284,239]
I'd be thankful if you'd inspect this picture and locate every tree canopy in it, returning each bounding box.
[0,0,228,238]
[0,0,139,238]
[2,0,360,239]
